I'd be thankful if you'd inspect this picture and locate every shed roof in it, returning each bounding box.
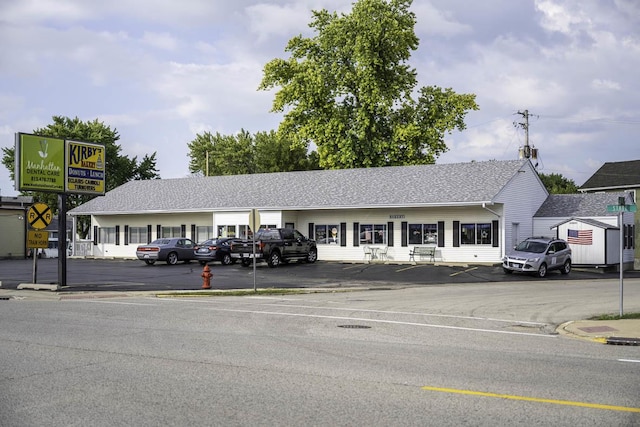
[550,217,619,230]
[534,192,630,218]
[69,159,532,215]
[580,160,640,190]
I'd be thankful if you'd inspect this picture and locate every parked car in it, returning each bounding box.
[502,236,572,278]
[136,238,197,265]
[194,238,236,265]
[230,228,317,268]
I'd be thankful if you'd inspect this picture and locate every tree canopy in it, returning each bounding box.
[538,172,578,194]
[187,129,319,176]
[259,0,479,169]
[1,116,160,237]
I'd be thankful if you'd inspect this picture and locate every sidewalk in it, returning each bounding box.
[558,319,640,344]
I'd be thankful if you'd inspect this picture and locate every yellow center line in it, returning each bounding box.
[450,266,478,277]
[421,386,640,413]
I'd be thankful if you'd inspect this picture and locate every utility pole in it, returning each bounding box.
[516,109,531,158]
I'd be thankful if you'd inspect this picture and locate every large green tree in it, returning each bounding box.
[538,172,578,194]
[187,129,318,176]
[259,0,479,169]
[1,116,160,237]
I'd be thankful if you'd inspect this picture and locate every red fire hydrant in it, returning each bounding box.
[201,264,213,289]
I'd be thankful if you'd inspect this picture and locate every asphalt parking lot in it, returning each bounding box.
[2,258,639,293]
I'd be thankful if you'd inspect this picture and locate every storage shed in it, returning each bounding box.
[552,218,620,267]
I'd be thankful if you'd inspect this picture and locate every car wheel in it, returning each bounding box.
[536,263,547,278]
[267,251,281,268]
[144,260,156,265]
[221,254,233,265]
[199,260,207,266]
[561,260,571,275]
[503,268,513,274]
[166,252,179,265]
[241,259,251,267]
[306,248,318,263]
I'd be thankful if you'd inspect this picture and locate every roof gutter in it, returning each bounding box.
[482,202,501,218]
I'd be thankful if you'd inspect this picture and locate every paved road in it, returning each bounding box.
[2,258,639,292]
[1,282,640,426]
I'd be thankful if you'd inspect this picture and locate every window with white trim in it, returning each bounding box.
[129,227,148,244]
[99,227,116,244]
[460,222,492,245]
[408,223,437,244]
[315,224,340,244]
[359,224,387,245]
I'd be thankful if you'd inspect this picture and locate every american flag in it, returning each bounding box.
[567,229,592,245]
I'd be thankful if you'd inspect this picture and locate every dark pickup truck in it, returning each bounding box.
[229,228,318,268]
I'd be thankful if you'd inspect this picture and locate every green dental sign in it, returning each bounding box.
[16,133,65,192]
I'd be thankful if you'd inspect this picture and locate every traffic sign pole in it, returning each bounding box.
[619,211,624,317]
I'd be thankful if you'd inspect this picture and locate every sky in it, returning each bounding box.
[1,0,639,197]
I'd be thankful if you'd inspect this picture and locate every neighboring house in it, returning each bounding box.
[533,193,635,269]
[579,159,640,269]
[0,195,32,259]
[68,159,551,264]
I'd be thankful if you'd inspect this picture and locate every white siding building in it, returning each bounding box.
[68,159,553,264]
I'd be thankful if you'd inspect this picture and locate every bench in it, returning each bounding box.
[409,246,436,262]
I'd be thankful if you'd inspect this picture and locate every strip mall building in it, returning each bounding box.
[68,159,636,268]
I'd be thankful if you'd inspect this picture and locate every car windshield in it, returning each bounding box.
[515,240,547,253]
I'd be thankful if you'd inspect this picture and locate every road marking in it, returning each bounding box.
[619,359,640,363]
[166,299,548,326]
[421,386,640,413]
[450,267,478,277]
[193,306,556,338]
[84,300,158,306]
[395,265,422,272]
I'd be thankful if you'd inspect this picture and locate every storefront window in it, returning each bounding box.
[129,227,148,244]
[161,226,181,238]
[216,225,235,238]
[315,224,340,244]
[408,223,437,244]
[99,227,116,244]
[460,223,492,245]
[360,224,386,245]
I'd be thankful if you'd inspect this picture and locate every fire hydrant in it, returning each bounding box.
[201,264,213,289]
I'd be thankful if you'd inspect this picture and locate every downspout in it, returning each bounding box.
[482,203,503,258]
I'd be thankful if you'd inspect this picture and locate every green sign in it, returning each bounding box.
[607,204,637,213]
[16,133,65,192]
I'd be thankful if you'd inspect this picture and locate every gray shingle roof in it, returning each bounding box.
[580,160,640,190]
[534,192,630,217]
[69,160,530,215]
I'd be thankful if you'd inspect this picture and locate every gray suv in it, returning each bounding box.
[502,237,572,278]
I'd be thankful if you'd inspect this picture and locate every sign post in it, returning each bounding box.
[606,202,637,316]
[248,209,261,291]
[27,202,52,284]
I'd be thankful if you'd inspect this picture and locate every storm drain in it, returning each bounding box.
[606,337,640,346]
[338,324,371,329]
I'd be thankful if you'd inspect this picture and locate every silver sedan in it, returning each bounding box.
[136,238,197,265]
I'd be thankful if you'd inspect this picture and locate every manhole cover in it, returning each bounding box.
[338,324,371,329]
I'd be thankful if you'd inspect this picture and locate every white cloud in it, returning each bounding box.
[0,0,638,195]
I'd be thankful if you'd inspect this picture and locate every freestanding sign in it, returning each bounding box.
[65,140,106,195]
[16,133,65,192]
[14,132,107,289]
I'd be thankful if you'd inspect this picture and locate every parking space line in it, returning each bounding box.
[395,265,423,272]
[450,266,479,277]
